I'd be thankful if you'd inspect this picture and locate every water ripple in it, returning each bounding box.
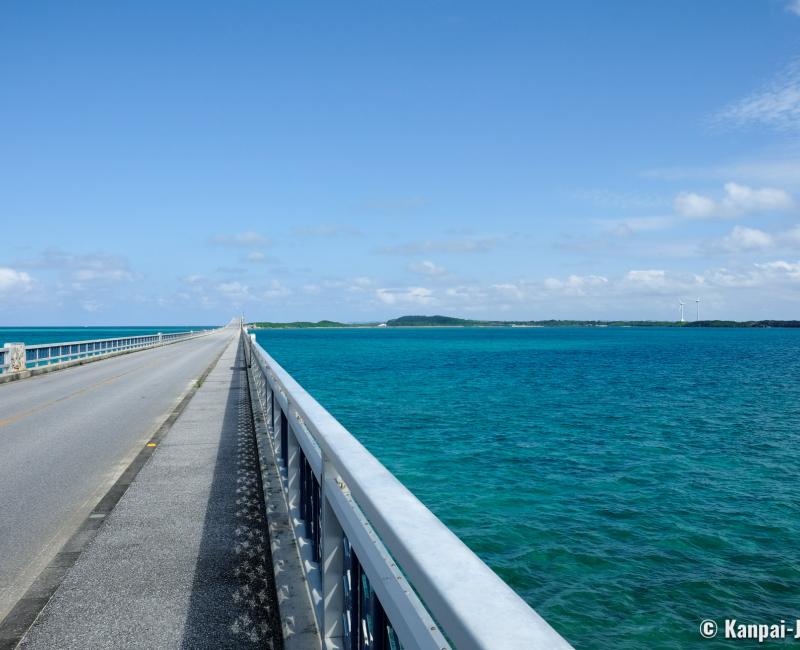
[255,326,800,649]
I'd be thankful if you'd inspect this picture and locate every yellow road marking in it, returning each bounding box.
[146,442,157,447]
[0,357,166,428]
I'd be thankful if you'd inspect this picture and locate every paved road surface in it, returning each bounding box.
[17,334,282,649]
[0,327,236,620]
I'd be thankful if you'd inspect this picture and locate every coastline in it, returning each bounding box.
[247,321,800,330]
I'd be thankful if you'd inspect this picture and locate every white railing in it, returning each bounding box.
[244,330,574,650]
[0,329,213,375]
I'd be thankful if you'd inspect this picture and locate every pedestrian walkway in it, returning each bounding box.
[17,334,283,649]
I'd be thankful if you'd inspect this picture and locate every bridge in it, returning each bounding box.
[0,322,572,649]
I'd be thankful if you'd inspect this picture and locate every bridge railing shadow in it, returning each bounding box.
[180,339,282,649]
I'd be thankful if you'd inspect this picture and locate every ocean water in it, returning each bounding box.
[0,326,213,347]
[253,327,800,649]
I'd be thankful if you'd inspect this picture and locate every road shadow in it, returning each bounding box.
[180,340,283,649]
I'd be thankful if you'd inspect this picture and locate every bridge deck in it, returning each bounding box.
[15,335,284,649]
[0,327,236,623]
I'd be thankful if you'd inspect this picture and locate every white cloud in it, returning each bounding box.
[491,283,525,300]
[0,267,33,292]
[300,277,373,296]
[703,223,800,254]
[674,183,793,219]
[209,231,269,248]
[81,300,100,312]
[244,251,275,264]
[346,276,375,293]
[434,262,800,313]
[379,236,498,255]
[703,267,759,288]
[237,260,800,320]
[543,274,608,295]
[14,249,134,291]
[674,192,717,218]
[375,287,434,305]
[782,225,800,246]
[716,226,774,253]
[173,275,291,308]
[444,285,486,300]
[594,183,794,244]
[755,259,800,280]
[74,268,131,282]
[704,259,800,289]
[426,271,704,317]
[217,281,250,300]
[622,269,671,291]
[723,182,793,213]
[208,278,290,303]
[409,260,447,276]
[714,58,800,131]
[789,0,800,16]
[262,280,290,299]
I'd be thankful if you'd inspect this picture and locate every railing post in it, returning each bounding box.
[270,388,278,442]
[321,461,345,645]
[265,384,273,433]
[158,332,163,344]
[247,333,256,368]
[5,342,26,373]
[285,423,300,512]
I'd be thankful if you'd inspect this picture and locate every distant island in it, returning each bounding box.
[248,315,800,329]
[247,320,362,329]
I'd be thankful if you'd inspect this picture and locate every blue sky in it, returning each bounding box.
[3,1,800,324]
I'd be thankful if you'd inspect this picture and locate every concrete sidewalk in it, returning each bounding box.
[18,334,282,649]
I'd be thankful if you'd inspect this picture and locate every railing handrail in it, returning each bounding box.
[0,328,219,375]
[19,329,205,350]
[247,335,573,649]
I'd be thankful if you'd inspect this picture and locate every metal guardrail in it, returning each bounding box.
[243,329,574,650]
[0,329,212,375]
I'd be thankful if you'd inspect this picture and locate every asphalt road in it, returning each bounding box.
[0,327,236,621]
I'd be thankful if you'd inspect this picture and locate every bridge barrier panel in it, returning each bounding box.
[3,343,26,373]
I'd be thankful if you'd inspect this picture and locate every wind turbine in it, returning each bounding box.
[695,298,701,322]
[679,301,685,323]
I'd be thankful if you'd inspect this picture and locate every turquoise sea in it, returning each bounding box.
[0,326,213,347]
[254,327,800,649]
